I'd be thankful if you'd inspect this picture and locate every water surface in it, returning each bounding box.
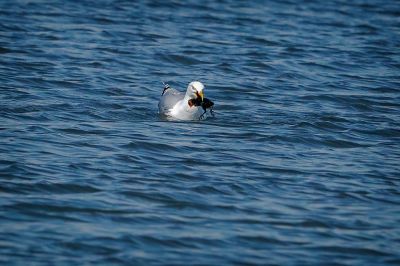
[1,0,400,265]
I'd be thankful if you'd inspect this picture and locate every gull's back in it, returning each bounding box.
[158,88,185,115]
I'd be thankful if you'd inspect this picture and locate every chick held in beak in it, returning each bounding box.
[196,90,204,102]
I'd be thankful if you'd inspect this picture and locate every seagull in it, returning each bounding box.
[158,81,208,120]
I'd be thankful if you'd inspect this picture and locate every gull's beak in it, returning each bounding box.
[197,91,204,101]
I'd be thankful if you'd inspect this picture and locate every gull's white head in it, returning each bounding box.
[186,81,204,102]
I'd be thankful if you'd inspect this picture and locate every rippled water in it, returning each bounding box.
[1,0,400,265]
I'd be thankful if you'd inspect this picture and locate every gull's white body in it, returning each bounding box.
[158,81,206,120]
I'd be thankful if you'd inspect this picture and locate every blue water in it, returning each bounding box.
[1,0,400,265]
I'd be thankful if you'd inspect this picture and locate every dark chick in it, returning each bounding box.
[199,98,215,120]
[187,97,214,120]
